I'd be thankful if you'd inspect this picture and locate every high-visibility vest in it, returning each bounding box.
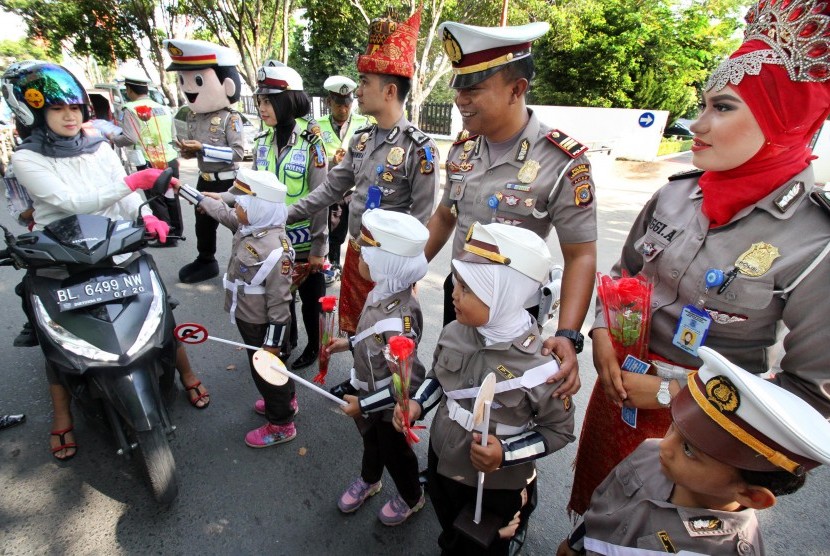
[317,112,369,156]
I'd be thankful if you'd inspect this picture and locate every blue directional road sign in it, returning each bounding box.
[639,112,655,128]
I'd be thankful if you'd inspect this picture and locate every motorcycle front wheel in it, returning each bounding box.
[136,427,178,505]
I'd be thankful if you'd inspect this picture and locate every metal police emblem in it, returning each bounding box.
[387,147,405,167]
[442,29,463,62]
[463,140,475,152]
[210,116,221,126]
[382,171,394,182]
[734,242,780,277]
[518,160,541,184]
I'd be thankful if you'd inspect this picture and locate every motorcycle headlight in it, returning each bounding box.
[126,271,165,357]
[33,295,120,362]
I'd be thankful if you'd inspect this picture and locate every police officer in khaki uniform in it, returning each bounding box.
[560,347,830,555]
[111,74,183,244]
[287,8,439,336]
[318,75,369,167]
[163,39,246,283]
[404,222,576,555]
[425,22,597,398]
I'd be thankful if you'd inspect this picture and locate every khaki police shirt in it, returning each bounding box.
[583,440,763,556]
[200,197,292,325]
[187,108,245,173]
[441,109,597,259]
[286,115,439,238]
[593,166,830,416]
[352,288,426,421]
[428,321,575,489]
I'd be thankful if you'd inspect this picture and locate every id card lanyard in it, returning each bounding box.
[365,165,384,210]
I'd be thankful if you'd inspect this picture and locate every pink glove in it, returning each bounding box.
[124,168,164,192]
[143,215,169,244]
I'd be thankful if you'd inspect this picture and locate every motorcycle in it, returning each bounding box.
[0,170,181,504]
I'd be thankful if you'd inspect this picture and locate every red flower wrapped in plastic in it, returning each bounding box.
[596,271,653,363]
[313,295,338,384]
[385,335,424,445]
[126,105,168,169]
[134,105,153,122]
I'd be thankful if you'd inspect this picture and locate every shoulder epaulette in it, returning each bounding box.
[453,133,479,146]
[354,123,375,134]
[405,126,430,146]
[809,187,830,217]
[545,129,588,159]
[667,169,704,181]
[300,129,322,145]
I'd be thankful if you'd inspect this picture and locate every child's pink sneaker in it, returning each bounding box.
[337,478,382,513]
[377,492,425,526]
[244,422,296,448]
[254,395,298,416]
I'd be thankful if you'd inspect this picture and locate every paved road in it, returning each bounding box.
[1,154,827,555]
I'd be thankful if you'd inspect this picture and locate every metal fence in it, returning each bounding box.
[239,95,453,136]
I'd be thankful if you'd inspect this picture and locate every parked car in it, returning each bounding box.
[663,119,693,138]
[91,80,168,121]
[173,106,256,160]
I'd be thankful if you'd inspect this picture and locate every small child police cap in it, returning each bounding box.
[459,222,552,283]
[438,21,550,88]
[256,61,303,95]
[163,39,241,71]
[229,168,287,204]
[672,347,830,475]
[359,209,428,257]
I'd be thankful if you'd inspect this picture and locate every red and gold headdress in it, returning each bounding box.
[356,7,422,79]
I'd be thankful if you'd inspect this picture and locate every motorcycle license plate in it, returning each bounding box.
[53,272,148,312]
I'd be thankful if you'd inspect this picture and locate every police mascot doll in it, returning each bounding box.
[164,38,246,283]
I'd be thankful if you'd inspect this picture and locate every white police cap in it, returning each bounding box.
[437,21,549,88]
[256,61,303,95]
[672,346,830,475]
[163,39,241,71]
[458,222,552,284]
[324,75,357,97]
[229,168,287,204]
[359,209,428,257]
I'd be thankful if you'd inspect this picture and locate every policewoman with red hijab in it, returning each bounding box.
[569,0,830,515]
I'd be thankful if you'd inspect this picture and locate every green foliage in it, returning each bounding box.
[0,38,54,70]
[532,0,752,121]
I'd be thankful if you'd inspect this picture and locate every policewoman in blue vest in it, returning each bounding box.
[253,61,329,369]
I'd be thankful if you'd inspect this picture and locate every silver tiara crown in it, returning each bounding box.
[706,0,830,91]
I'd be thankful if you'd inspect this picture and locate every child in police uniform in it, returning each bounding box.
[325,209,429,526]
[178,169,297,448]
[558,347,830,556]
[395,222,576,555]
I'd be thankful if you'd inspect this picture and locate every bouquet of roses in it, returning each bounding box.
[384,335,425,445]
[130,105,168,170]
[313,295,338,384]
[596,271,653,363]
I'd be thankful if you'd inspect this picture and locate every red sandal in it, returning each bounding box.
[183,380,210,409]
[50,426,77,461]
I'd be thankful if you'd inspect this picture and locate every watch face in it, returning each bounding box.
[657,389,672,406]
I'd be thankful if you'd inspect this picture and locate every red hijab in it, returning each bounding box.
[699,40,830,227]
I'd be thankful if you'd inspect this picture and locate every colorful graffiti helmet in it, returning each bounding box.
[1,61,91,128]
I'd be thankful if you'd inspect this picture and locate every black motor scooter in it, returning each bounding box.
[0,170,181,504]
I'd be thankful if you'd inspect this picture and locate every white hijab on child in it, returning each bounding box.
[452,260,539,346]
[235,194,287,237]
[362,246,428,304]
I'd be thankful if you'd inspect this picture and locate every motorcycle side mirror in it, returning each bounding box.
[151,167,175,198]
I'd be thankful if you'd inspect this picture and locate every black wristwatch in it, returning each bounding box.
[555,329,584,354]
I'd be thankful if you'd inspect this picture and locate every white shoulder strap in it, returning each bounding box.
[248,247,284,287]
[352,317,404,345]
[444,359,559,400]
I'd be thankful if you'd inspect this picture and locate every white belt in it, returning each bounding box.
[200,170,237,181]
[584,537,706,556]
[444,359,559,401]
[349,367,393,392]
[445,398,529,436]
[351,317,404,346]
[223,274,266,324]
[650,360,690,381]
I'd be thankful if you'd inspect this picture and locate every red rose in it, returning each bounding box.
[388,335,415,360]
[319,295,337,312]
[134,105,153,122]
